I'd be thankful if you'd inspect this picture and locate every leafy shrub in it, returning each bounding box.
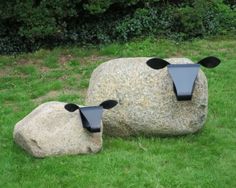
[0,0,235,54]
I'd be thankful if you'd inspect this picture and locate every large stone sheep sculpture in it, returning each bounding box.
[86,57,220,137]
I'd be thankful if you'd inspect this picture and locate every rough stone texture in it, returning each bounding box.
[86,57,208,136]
[13,101,102,157]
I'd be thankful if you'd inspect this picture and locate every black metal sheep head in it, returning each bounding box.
[64,100,118,133]
[146,56,221,101]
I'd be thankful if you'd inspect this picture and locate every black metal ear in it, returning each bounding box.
[99,100,118,109]
[64,103,79,112]
[146,58,170,69]
[197,56,221,68]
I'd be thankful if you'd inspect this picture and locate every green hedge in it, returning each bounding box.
[0,0,235,54]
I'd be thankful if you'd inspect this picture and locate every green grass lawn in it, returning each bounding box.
[0,37,236,187]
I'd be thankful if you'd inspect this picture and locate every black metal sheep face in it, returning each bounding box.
[64,100,118,133]
[146,56,221,101]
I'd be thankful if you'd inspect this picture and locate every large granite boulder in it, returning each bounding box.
[86,58,208,136]
[13,101,102,158]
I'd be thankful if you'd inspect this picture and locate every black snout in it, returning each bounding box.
[168,64,200,101]
[79,106,103,133]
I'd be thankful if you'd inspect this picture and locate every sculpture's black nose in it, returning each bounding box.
[168,64,200,101]
[79,106,103,133]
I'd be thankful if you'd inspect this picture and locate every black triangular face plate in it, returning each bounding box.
[168,64,200,101]
[79,106,103,133]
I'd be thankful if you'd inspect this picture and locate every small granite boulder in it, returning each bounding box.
[86,58,208,137]
[13,101,102,158]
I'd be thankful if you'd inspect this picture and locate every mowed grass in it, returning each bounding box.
[0,37,236,187]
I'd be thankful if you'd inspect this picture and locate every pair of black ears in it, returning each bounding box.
[146,56,221,69]
[65,100,118,112]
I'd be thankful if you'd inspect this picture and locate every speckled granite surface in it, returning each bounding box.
[14,101,102,157]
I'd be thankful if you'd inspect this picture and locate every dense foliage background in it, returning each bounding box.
[0,0,235,54]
